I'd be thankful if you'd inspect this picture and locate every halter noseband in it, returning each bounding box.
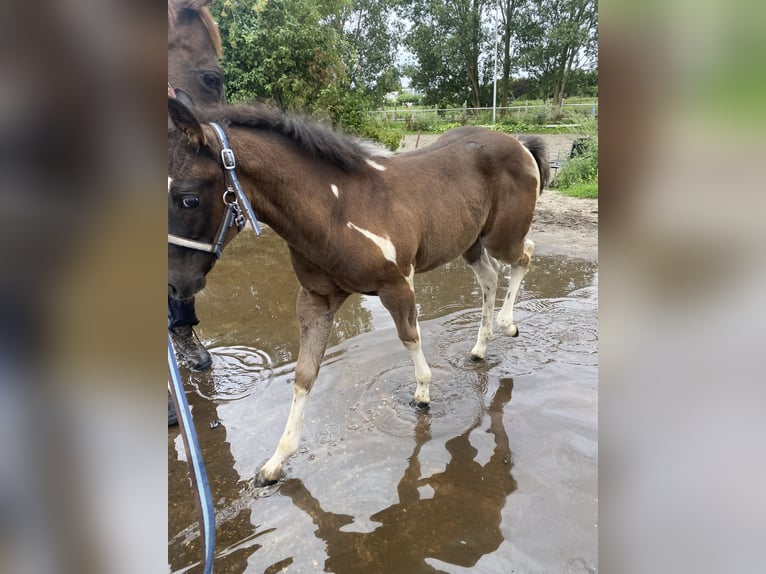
[168,122,262,259]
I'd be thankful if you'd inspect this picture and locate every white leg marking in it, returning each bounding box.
[404,265,415,293]
[365,158,386,171]
[497,239,535,336]
[346,222,397,264]
[519,143,541,198]
[260,388,309,480]
[469,252,499,359]
[330,184,339,198]
[404,322,431,404]
[168,176,172,193]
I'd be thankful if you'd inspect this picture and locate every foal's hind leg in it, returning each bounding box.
[379,271,432,409]
[497,238,534,337]
[256,288,348,486]
[464,246,499,361]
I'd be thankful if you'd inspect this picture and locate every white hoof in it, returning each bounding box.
[500,323,519,337]
[470,343,487,360]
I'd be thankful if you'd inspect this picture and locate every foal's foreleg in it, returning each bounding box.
[467,250,499,360]
[496,238,534,337]
[379,273,432,409]
[256,288,347,486]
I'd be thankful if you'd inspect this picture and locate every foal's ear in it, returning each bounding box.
[168,96,207,147]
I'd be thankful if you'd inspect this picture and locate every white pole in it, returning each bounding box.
[492,2,500,124]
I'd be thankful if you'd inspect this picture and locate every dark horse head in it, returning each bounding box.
[168,0,227,299]
[168,0,225,108]
[168,99,240,299]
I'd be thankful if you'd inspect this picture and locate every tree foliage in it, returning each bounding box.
[517,0,597,107]
[399,0,489,107]
[496,0,527,107]
[210,0,401,129]
[205,0,597,129]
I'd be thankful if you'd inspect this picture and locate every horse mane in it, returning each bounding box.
[200,104,391,172]
[168,1,223,58]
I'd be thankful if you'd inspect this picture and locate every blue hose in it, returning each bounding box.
[168,335,216,573]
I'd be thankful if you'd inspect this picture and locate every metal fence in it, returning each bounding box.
[366,102,598,126]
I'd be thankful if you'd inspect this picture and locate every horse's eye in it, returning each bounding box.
[181,196,200,208]
[202,72,221,92]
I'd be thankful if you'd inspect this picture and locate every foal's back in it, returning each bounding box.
[384,127,541,271]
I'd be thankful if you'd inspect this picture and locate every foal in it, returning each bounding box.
[167,99,549,485]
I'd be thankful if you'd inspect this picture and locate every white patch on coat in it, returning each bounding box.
[168,176,172,193]
[330,184,339,198]
[405,265,415,293]
[366,159,386,171]
[346,222,397,264]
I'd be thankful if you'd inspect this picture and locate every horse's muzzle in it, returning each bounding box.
[168,276,206,301]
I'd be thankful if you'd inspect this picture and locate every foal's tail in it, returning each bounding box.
[519,136,551,194]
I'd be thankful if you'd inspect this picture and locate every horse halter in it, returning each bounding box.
[168,122,262,259]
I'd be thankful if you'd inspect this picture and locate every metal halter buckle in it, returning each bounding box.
[221,148,236,169]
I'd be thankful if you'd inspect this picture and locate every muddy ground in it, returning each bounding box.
[169,134,598,573]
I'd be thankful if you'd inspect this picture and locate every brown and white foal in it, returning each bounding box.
[167,99,549,485]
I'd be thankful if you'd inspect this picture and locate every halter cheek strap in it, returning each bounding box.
[209,122,262,236]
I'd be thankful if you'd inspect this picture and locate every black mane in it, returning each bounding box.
[198,104,384,172]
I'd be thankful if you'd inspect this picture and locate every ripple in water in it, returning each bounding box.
[435,295,597,372]
[188,345,273,401]
[357,364,483,439]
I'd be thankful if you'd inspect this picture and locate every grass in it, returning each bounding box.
[549,136,598,199]
[556,181,598,199]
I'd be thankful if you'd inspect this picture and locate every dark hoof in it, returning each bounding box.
[409,400,430,413]
[253,475,279,489]
[469,353,485,362]
[511,327,520,338]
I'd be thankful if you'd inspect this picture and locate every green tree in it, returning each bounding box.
[400,0,489,108]
[211,0,349,114]
[210,0,401,128]
[518,0,597,108]
[497,0,527,108]
[332,0,403,106]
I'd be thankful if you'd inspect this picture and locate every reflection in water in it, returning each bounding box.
[281,377,516,573]
[168,375,259,574]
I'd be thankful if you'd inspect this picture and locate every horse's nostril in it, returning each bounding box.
[168,284,178,298]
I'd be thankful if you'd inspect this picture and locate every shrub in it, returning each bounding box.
[551,137,598,195]
[404,113,438,132]
[497,117,535,133]
[356,120,404,152]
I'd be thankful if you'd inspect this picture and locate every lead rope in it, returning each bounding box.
[168,335,215,574]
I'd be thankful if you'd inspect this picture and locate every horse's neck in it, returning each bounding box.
[231,130,338,251]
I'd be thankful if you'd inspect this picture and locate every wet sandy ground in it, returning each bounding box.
[169,224,598,573]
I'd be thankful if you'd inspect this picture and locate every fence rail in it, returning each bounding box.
[366,102,598,124]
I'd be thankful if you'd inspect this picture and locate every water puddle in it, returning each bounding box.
[169,229,598,573]
[188,346,273,401]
